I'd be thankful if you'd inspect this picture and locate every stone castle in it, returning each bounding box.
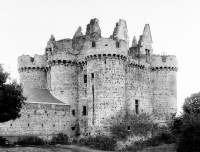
[0,19,178,138]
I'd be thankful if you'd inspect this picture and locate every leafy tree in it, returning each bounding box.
[174,92,200,152]
[0,64,26,123]
[182,92,200,114]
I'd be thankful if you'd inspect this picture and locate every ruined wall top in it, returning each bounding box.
[86,18,101,38]
[18,54,46,69]
[112,19,129,47]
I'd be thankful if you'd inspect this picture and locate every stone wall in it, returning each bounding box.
[19,69,47,89]
[0,103,72,136]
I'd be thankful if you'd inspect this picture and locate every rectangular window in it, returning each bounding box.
[91,73,94,79]
[72,110,75,116]
[84,74,87,83]
[92,41,96,47]
[116,42,120,48]
[127,126,131,131]
[83,106,87,115]
[135,100,139,114]
[71,127,75,130]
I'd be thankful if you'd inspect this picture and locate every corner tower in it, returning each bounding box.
[18,55,47,90]
[77,19,128,135]
[151,55,178,122]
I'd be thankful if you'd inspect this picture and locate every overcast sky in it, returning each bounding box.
[1,0,200,113]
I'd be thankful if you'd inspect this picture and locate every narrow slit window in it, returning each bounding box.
[83,106,87,115]
[91,73,94,79]
[72,110,75,116]
[135,100,139,114]
[127,126,131,131]
[84,74,87,83]
[92,41,96,47]
[116,42,120,48]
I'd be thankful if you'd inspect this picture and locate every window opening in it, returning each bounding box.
[127,126,131,131]
[84,74,87,83]
[71,127,75,130]
[92,41,96,47]
[83,106,87,115]
[135,100,139,114]
[72,110,75,116]
[91,73,94,79]
[116,42,120,48]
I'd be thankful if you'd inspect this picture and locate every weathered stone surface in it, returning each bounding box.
[86,18,101,38]
[10,19,178,137]
[73,26,83,39]
[112,19,129,47]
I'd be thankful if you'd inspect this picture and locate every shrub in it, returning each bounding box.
[110,113,156,140]
[0,136,9,147]
[16,136,45,146]
[50,133,69,145]
[176,113,200,152]
[79,135,116,151]
[121,128,176,151]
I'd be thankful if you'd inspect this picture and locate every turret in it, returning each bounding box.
[151,55,178,122]
[78,19,129,136]
[18,54,47,89]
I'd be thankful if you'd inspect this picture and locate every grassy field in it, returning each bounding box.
[0,144,176,152]
[139,144,176,152]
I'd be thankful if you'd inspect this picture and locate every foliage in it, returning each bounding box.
[110,113,156,140]
[0,64,26,123]
[16,136,45,146]
[174,91,200,152]
[50,133,69,145]
[78,135,117,151]
[121,130,176,151]
[183,92,200,114]
[0,136,9,147]
[176,113,200,152]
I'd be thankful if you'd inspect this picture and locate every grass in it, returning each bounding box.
[138,144,176,152]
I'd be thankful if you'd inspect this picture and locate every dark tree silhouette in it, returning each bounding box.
[0,64,26,123]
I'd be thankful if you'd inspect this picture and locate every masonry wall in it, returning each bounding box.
[151,69,177,121]
[83,56,126,135]
[19,69,47,89]
[126,65,153,115]
[0,103,71,136]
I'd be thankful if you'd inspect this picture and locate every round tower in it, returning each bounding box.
[151,55,178,122]
[46,37,78,114]
[76,19,129,135]
[18,54,47,90]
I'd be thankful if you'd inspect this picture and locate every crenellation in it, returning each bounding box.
[2,18,178,138]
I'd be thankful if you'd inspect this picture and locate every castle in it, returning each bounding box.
[0,19,178,138]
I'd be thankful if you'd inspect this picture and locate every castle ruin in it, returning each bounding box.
[0,18,178,138]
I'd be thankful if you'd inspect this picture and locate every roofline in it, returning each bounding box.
[25,101,69,106]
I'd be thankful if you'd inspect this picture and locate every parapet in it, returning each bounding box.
[151,55,178,70]
[18,54,46,69]
[77,38,128,62]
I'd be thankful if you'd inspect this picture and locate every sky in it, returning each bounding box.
[0,0,200,113]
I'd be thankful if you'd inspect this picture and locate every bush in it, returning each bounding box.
[50,133,69,145]
[121,129,176,151]
[79,135,116,151]
[16,136,45,146]
[176,113,200,152]
[0,136,9,147]
[110,113,156,140]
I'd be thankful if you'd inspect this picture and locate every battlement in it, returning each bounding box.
[151,55,178,70]
[18,54,46,69]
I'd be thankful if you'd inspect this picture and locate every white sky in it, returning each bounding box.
[1,0,200,113]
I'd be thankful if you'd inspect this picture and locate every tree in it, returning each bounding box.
[182,92,200,114]
[0,64,26,123]
[174,92,200,152]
